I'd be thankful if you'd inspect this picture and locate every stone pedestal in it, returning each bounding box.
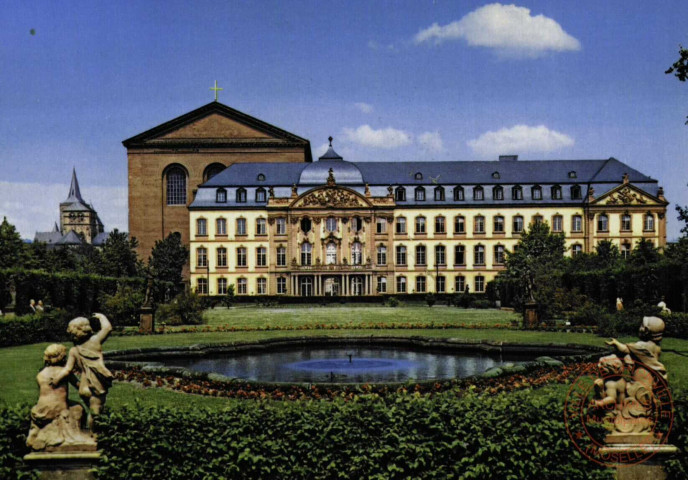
[523,302,538,329]
[139,306,154,333]
[24,451,101,480]
[599,444,678,480]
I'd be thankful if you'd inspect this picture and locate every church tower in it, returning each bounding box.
[59,168,104,243]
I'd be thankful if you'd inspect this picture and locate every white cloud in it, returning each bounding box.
[354,102,374,114]
[0,181,128,240]
[418,131,444,153]
[342,125,413,149]
[467,124,574,157]
[414,3,581,57]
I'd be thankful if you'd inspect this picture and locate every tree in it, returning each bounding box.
[666,45,688,124]
[629,239,660,266]
[148,232,189,288]
[99,229,141,278]
[0,217,26,269]
[594,240,620,268]
[502,222,566,319]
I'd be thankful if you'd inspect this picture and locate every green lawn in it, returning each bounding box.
[3,306,687,409]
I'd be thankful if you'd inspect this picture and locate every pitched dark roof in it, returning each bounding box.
[122,102,312,161]
[55,230,84,246]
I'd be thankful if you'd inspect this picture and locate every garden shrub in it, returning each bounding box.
[472,299,493,309]
[99,284,145,327]
[0,310,72,347]
[387,297,399,307]
[155,291,205,326]
[425,293,436,307]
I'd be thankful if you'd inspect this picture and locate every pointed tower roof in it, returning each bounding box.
[65,168,84,203]
[53,222,60,232]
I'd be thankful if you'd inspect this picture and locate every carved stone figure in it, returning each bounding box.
[593,316,667,438]
[27,344,96,452]
[616,297,624,311]
[54,314,113,432]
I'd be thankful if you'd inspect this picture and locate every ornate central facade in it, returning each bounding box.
[188,144,668,297]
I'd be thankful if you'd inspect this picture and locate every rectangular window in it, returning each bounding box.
[395,217,407,234]
[217,278,227,295]
[474,216,485,234]
[236,218,247,236]
[276,247,286,267]
[454,245,465,265]
[455,276,465,293]
[256,218,267,235]
[277,277,287,294]
[197,247,207,268]
[416,276,426,293]
[396,246,407,265]
[415,217,426,234]
[377,277,387,293]
[454,187,464,201]
[436,276,445,293]
[256,247,267,267]
[276,217,287,235]
[621,243,631,259]
[494,245,505,265]
[217,247,227,267]
[597,215,609,232]
[396,276,407,293]
[197,218,207,236]
[237,278,247,294]
[474,245,485,265]
[434,216,446,234]
[552,215,563,232]
[237,247,247,267]
[513,216,524,233]
[197,278,208,295]
[454,216,465,234]
[435,245,446,266]
[415,188,425,201]
[493,216,505,233]
[572,215,582,233]
[621,215,631,232]
[475,276,485,293]
[644,214,655,231]
[416,245,426,265]
[533,215,544,225]
[377,246,387,265]
[216,218,227,236]
[257,278,267,295]
[376,217,387,234]
[473,187,484,201]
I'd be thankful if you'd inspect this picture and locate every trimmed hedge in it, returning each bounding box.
[203,293,491,308]
[0,311,72,347]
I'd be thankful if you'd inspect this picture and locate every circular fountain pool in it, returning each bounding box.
[107,337,602,385]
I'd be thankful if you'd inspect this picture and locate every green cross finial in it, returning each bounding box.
[210,80,223,102]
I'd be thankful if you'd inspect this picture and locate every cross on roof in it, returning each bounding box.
[210,80,223,102]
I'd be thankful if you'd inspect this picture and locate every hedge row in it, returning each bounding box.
[0,311,72,347]
[1,388,648,480]
[206,292,491,307]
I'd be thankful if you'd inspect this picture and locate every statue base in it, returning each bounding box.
[139,306,154,333]
[24,451,101,480]
[523,302,538,329]
[598,444,678,480]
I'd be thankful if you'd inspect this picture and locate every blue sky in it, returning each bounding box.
[1,1,687,240]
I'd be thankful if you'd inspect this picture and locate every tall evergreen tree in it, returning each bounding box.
[99,229,140,277]
[0,217,26,269]
[148,232,189,287]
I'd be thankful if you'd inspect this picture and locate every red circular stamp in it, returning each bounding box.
[564,358,674,468]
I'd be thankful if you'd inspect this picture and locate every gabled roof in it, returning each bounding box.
[56,230,84,246]
[34,230,63,244]
[122,102,312,161]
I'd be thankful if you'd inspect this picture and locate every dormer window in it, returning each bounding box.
[473,186,484,201]
[415,186,426,201]
[532,185,542,200]
[236,188,247,203]
[512,185,523,200]
[257,173,266,181]
[216,188,227,203]
[453,186,464,201]
[255,187,266,203]
[434,186,445,201]
[492,171,500,179]
[551,185,562,200]
[571,185,582,200]
[493,186,503,200]
[414,172,423,180]
[568,171,577,179]
[395,187,406,201]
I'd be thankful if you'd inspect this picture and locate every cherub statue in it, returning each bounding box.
[591,354,626,410]
[53,313,113,432]
[27,344,95,451]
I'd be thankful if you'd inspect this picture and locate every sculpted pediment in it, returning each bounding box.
[291,187,371,209]
[593,184,662,207]
[158,113,272,140]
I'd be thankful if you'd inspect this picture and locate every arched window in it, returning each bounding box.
[415,216,426,234]
[493,186,504,200]
[513,215,524,233]
[396,276,407,293]
[395,187,406,201]
[473,186,484,201]
[166,166,187,205]
[621,214,632,231]
[454,186,464,201]
[256,173,266,181]
[531,185,542,200]
[255,187,266,203]
[512,185,523,200]
[434,186,445,201]
[203,163,225,182]
[326,217,338,232]
[644,213,655,231]
[301,217,312,233]
[414,172,423,180]
[415,187,426,201]
[351,242,362,265]
[236,188,247,203]
[326,242,337,264]
[301,242,312,265]
[597,214,609,232]
[216,188,227,203]
[571,185,582,200]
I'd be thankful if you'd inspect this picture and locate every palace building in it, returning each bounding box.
[187,140,668,297]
